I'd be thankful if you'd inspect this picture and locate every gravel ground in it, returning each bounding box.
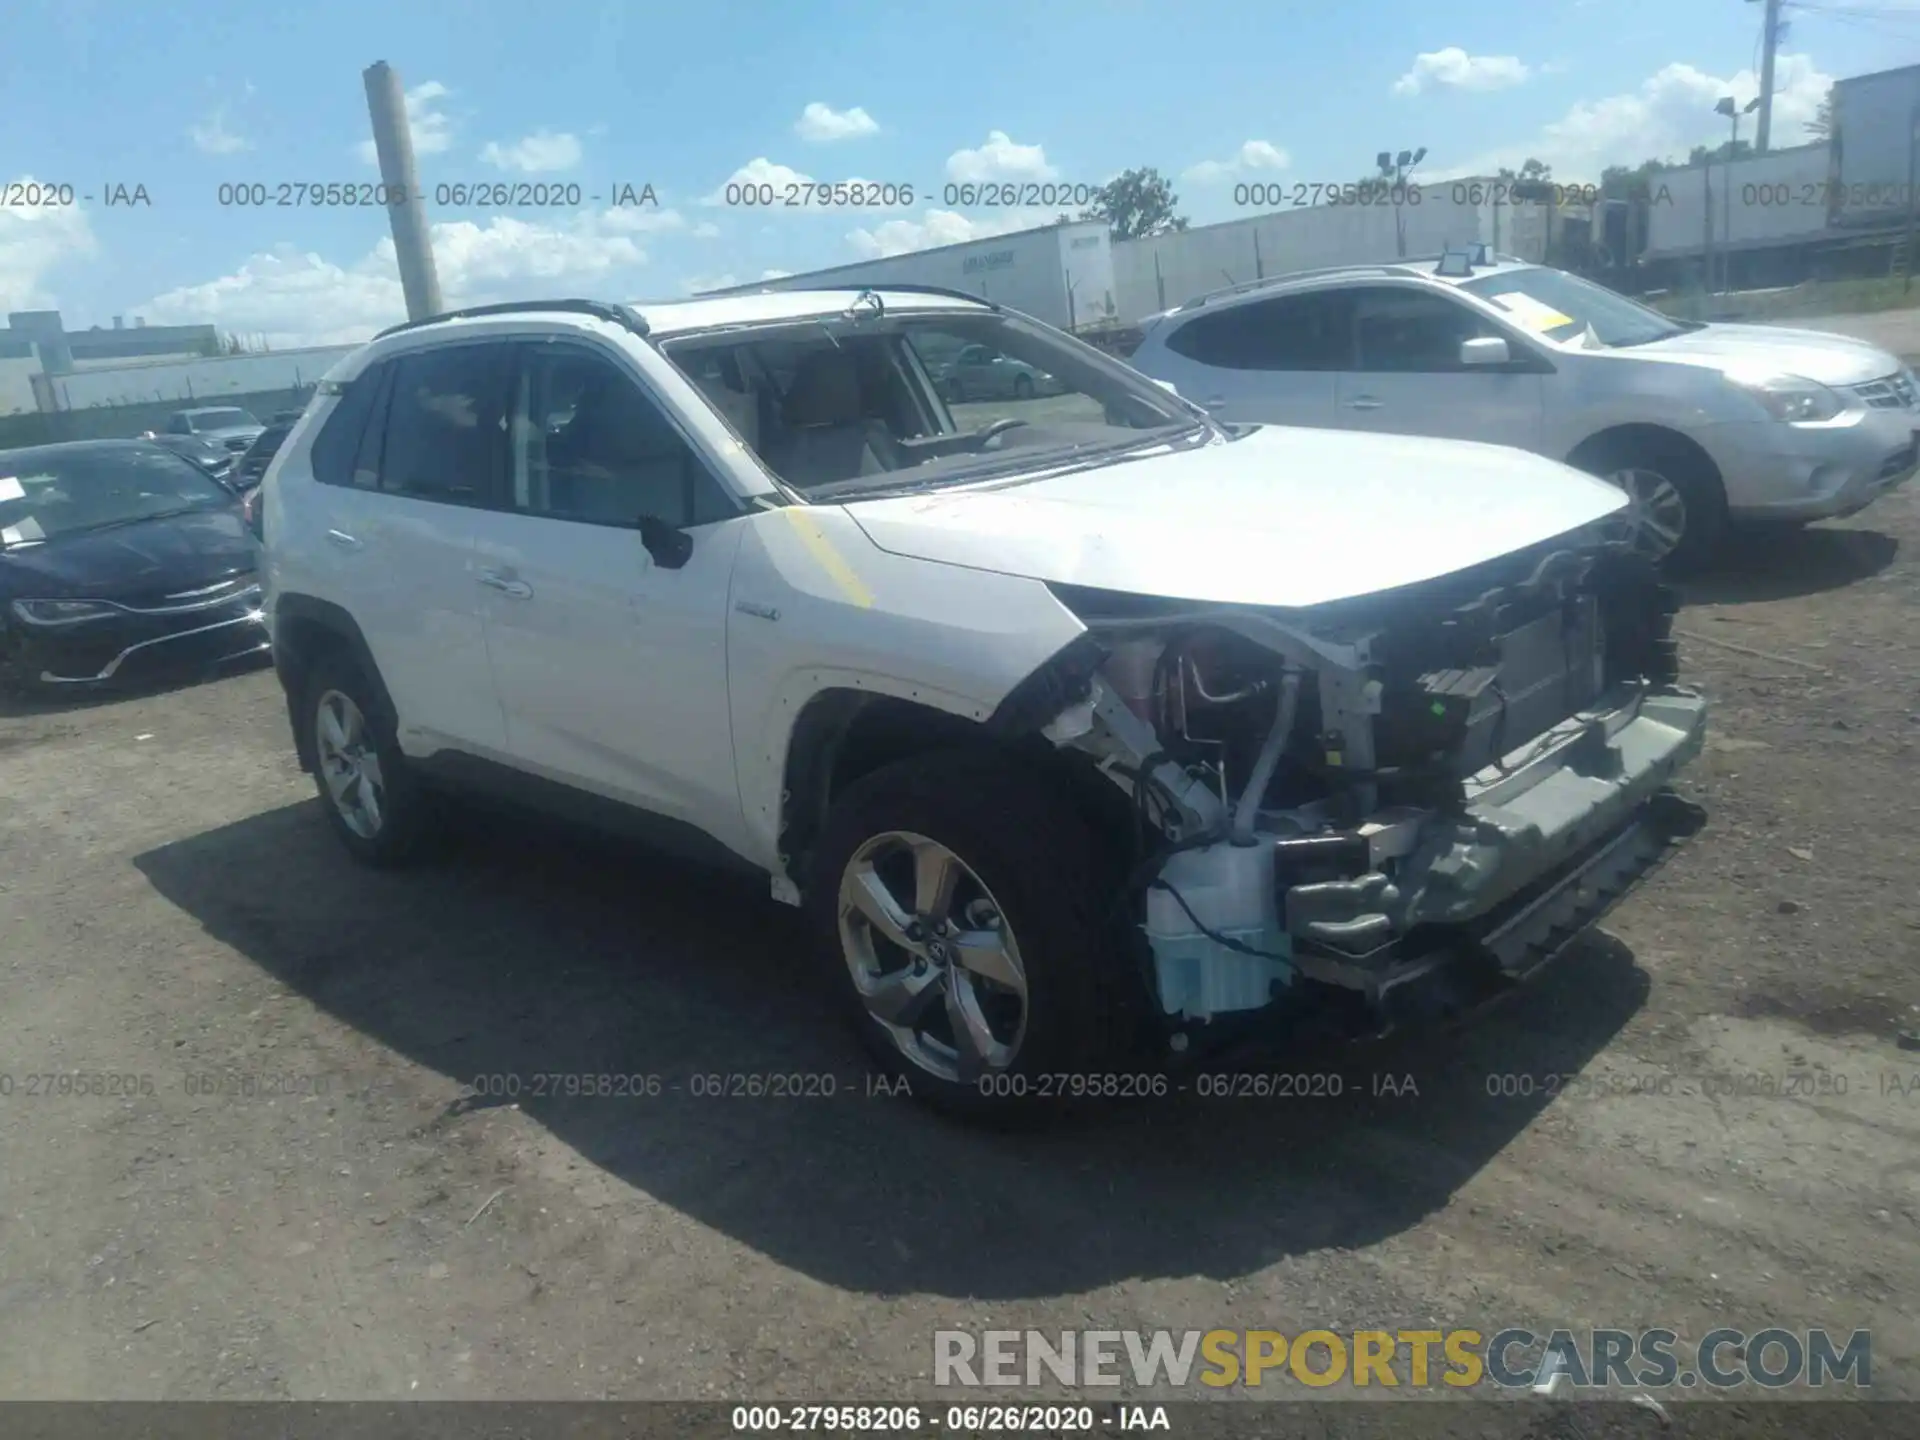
[3,490,1919,1414]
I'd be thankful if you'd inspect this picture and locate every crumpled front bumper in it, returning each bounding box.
[1281,683,1708,1011]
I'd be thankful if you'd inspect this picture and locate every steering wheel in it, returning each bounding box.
[971,417,1028,450]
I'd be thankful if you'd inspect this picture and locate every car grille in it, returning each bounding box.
[1853,371,1918,409]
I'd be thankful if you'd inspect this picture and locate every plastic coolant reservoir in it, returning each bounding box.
[1144,842,1294,1019]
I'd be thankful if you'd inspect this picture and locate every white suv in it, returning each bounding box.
[256,287,1707,1112]
[1130,252,1920,568]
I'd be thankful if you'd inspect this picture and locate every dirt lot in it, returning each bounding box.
[3,490,1919,1413]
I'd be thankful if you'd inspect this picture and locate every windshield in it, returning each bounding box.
[1461,267,1686,348]
[662,309,1204,498]
[0,446,235,547]
[188,408,258,431]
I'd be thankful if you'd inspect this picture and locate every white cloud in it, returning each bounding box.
[945,131,1057,184]
[703,157,813,205]
[1184,140,1291,185]
[130,207,661,348]
[1436,53,1833,182]
[1394,48,1532,96]
[189,107,250,155]
[691,221,722,239]
[0,183,100,313]
[599,206,686,235]
[682,273,740,294]
[845,208,1052,260]
[478,129,583,173]
[355,80,454,165]
[761,268,793,280]
[794,102,879,142]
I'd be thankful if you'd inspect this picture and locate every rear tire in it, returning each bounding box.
[1571,435,1726,573]
[1013,373,1035,400]
[806,750,1139,1116]
[305,651,436,867]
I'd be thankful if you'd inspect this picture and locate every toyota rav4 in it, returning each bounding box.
[255,286,1707,1112]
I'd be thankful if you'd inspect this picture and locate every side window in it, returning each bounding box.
[1351,288,1497,374]
[507,346,735,529]
[1163,293,1349,371]
[375,345,509,503]
[166,414,190,435]
[308,362,389,489]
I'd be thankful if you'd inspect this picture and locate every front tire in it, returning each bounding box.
[1571,436,1726,572]
[806,750,1137,1114]
[305,652,435,867]
[1013,373,1035,400]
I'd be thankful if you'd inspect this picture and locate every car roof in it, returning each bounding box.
[1158,257,1542,321]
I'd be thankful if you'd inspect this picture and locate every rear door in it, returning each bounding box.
[313,342,512,756]
[1153,290,1350,428]
[1334,285,1548,450]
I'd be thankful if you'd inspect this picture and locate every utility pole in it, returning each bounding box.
[1751,0,1782,154]
[363,61,444,322]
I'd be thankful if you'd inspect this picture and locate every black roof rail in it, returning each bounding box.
[373,298,650,342]
[722,281,1001,311]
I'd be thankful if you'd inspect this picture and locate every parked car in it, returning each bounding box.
[0,441,269,690]
[259,288,1705,1113]
[164,405,266,456]
[143,431,239,486]
[941,343,1065,402]
[231,416,298,491]
[1129,251,1920,567]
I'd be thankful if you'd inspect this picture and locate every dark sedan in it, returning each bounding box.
[230,417,297,491]
[0,441,269,691]
[143,431,239,487]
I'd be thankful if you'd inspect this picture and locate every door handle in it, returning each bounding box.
[325,528,362,550]
[1345,396,1384,411]
[477,570,533,600]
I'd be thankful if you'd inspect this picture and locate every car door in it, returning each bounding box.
[312,343,512,756]
[1154,291,1349,428]
[1334,285,1548,450]
[466,337,746,834]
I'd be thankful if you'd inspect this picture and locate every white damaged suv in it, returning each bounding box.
[256,286,1707,1111]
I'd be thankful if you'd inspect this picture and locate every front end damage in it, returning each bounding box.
[1011,539,1708,1056]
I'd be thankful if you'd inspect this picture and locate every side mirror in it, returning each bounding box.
[1460,336,1511,367]
[638,514,692,570]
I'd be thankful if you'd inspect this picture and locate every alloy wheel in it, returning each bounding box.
[1600,466,1689,562]
[315,689,386,840]
[836,830,1029,1083]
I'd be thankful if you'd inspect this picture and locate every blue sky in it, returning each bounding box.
[3,0,1916,347]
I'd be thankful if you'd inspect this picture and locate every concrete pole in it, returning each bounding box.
[362,61,444,322]
[1756,0,1782,154]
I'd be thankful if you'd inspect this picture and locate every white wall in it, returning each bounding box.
[0,357,38,416]
[1643,144,1833,259]
[42,346,361,410]
[717,223,1096,330]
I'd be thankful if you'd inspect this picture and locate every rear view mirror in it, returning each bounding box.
[1460,336,1511,367]
[638,514,692,570]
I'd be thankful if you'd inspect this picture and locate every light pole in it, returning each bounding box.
[1376,146,1427,258]
[1713,95,1760,296]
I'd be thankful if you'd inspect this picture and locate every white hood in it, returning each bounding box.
[841,425,1627,609]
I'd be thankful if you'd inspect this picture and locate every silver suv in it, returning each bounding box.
[1130,251,1920,567]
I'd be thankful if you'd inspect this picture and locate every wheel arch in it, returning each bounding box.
[774,663,1129,896]
[270,593,393,773]
[1565,422,1725,495]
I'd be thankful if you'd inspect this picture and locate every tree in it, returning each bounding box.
[1497,157,1553,184]
[1808,85,1835,142]
[1082,167,1187,240]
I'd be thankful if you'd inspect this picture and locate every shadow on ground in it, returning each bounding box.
[1681,524,1898,606]
[134,799,1649,1300]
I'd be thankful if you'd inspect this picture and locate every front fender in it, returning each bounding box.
[725,505,1086,872]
